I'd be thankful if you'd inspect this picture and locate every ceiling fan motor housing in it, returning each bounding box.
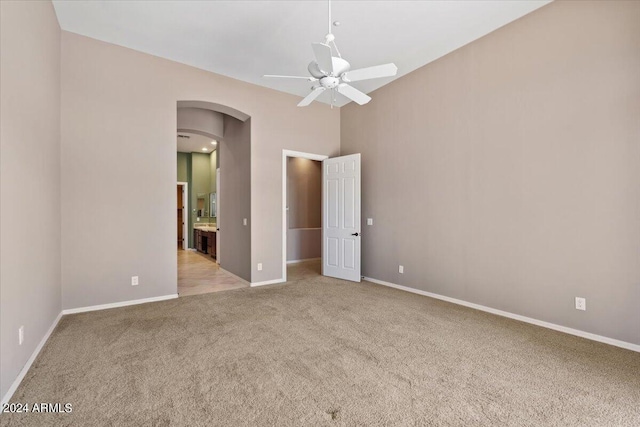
[320,76,339,89]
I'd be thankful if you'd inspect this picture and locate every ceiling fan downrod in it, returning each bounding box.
[325,0,341,58]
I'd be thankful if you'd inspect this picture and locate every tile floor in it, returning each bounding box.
[178,250,323,297]
[177,250,248,296]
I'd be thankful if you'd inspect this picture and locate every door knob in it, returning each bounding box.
[351,232,359,236]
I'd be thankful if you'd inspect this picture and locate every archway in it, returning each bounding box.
[176,101,252,296]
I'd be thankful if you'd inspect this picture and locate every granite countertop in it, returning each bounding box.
[195,224,217,232]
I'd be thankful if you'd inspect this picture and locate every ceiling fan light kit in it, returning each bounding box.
[264,0,398,107]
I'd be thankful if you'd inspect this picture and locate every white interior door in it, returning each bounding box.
[322,153,361,282]
[216,168,220,265]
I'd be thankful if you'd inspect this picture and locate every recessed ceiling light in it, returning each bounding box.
[201,148,208,151]
[211,140,217,145]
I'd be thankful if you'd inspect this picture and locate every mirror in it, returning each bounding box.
[210,192,217,218]
[196,193,208,217]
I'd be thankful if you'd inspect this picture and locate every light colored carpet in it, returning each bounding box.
[3,261,639,426]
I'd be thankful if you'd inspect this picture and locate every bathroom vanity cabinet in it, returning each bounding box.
[194,228,216,259]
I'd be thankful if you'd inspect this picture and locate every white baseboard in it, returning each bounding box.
[364,277,640,353]
[251,278,285,287]
[62,294,178,315]
[1,311,63,406]
[287,257,321,264]
[2,293,181,405]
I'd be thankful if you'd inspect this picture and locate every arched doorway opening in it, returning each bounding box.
[176,101,251,296]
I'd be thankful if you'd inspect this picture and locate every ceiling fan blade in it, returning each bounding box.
[337,84,371,105]
[312,43,334,75]
[343,63,398,82]
[297,87,326,107]
[263,75,315,80]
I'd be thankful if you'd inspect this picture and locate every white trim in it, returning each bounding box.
[364,277,640,353]
[282,149,328,285]
[2,293,181,405]
[282,150,329,161]
[1,311,63,405]
[251,278,286,287]
[287,257,321,264]
[177,181,188,250]
[62,294,178,315]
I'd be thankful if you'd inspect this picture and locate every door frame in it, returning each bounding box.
[177,182,188,250]
[281,150,328,282]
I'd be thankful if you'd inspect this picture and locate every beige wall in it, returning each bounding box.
[0,1,62,399]
[287,158,321,261]
[341,0,640,345]
[287,229,321,262]
[287,158,322,229]
[220,117,252,280]
[177,107,224,140]
[60,31,340,307]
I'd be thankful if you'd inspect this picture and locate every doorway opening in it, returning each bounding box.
[282,150,328,282]
[283,151,362,284]
[176,101,252,296]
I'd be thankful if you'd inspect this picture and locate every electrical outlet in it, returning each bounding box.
[575,297,586,311]
[19,326,24,345]
[399,265,404,274]
[243,218,247,226]
[257,263,263,271]
[367,218,373,225]
[131,276,139,286]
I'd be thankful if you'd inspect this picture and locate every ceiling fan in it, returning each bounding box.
[264,0,398,107]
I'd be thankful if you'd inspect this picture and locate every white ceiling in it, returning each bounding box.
[177,132,217,154]
[52,0,551,107]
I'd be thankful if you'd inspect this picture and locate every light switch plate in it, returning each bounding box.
[367,218,373,225]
